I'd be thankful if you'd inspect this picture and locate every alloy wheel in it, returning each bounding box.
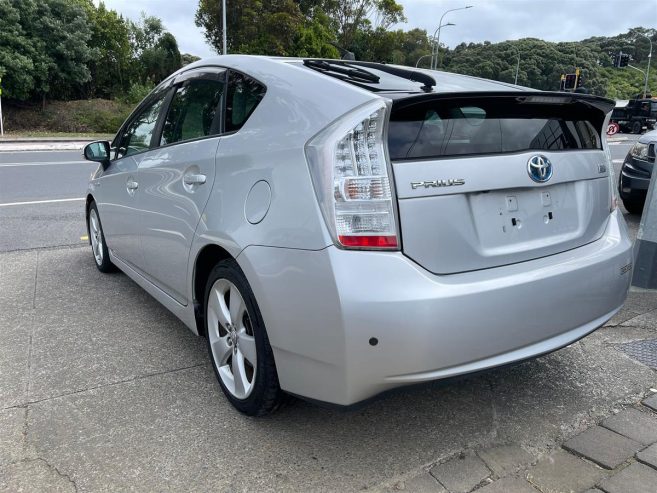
[89,209,103,265]
[207,278,258,399]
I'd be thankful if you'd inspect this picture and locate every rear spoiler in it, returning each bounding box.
[391,91,616,115]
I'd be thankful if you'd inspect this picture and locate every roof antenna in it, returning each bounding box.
[330,43,356,61]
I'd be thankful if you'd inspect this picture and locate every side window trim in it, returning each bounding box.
[150,87,177,150]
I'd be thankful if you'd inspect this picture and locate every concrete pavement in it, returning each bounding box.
[1,245,657,492]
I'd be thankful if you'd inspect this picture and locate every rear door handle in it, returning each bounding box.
[183,173,207,186]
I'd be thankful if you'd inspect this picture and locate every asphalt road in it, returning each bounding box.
[0,134,643,253]
[0,150,93,252]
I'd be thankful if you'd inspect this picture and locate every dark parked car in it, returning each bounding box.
[610,98,657,134]
[619,129,657,214]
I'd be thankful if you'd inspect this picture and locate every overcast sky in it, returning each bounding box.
[97,0,657,58]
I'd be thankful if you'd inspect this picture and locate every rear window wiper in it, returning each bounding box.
[349,61,436,92]
[303,59,380,84]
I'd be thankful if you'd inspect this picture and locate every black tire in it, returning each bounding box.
[87,201,116,273]
[631,121,643,134]
[204,259,285,416]
[622,197,645,215]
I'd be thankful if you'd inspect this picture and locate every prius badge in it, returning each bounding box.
[411,178,465,190]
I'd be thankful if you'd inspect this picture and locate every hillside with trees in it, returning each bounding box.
[196,0,655,99]
[0,0,654,134]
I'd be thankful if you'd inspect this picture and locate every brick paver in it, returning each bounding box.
[429,454,490,493]
[478,445,534,477]
[643,393,657,412]
[392,473,446,492]
[636,442,657,469]
[596,462,657,493]
[562,425,641,469]
[477,477,538,493]
[526,450,606,493]
[601,407,657,445]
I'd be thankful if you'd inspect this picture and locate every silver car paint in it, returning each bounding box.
[138,137,221,305]
[238,210,631,404]
[395,150,612,273]
[88,55,632,406]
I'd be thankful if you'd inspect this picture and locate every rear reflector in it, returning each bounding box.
[338,235,398,248]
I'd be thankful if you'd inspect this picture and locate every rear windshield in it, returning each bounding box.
[389,97,603,161]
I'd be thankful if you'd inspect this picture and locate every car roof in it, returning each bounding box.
[182,55,531,95]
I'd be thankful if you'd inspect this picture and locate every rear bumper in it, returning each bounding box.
[238,210,632,406]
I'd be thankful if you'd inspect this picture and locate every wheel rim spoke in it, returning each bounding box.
[229,285,245,324]
[208,285,231,327]
[238,331,257,366]
[210,337,232,365]
[231,351,247,397]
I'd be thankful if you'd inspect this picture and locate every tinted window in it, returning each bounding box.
[389,97,603,161]
[160,78,225,145]
[116,95,165,159]
[225,72,266,133]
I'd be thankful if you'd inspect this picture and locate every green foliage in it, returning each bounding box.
[5,99,132,133]
[182,53,202,66]
[129,14,182,85]
[0,1,182,104]
[120,82,155,105]
[195,0,405,57]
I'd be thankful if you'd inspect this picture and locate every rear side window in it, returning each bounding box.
[389,97,603,161]
[160,78,225,145]
[225,71,266,133]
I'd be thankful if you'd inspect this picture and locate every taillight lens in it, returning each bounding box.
[306,100,399,250]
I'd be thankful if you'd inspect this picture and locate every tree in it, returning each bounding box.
[196,0,304,56]
[86,2,132,98]
[17,0,94,104]
[129,14,182,84]
[322,0,406,49]
[182,53,201,66]
[0,0,40,100]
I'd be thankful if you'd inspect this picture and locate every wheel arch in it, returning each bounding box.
[192,243,234,336]
[85,194,95,229]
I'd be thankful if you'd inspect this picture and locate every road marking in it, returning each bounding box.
[0,161,88,167]
[613,159,624,163]
[80,235,89,241]
[0,197,85,207]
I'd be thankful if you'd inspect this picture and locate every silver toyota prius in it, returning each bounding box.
[83,55,633,415]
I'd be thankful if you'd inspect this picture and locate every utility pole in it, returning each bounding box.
[640,33,652,98]
[430,5,473,70]
[633,165,657,289]
[222,0,227,55]
[513,45,520,85]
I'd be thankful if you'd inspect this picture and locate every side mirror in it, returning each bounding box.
[83,141,111,167]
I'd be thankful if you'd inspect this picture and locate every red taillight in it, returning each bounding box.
[338,235,398,248]
[305,100,400,251]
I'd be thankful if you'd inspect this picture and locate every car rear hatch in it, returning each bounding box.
[388,92,616,274]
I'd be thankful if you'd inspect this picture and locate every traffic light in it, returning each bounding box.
[564,73,577,90]
[619,53,631,67]
[612,51,632,68]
